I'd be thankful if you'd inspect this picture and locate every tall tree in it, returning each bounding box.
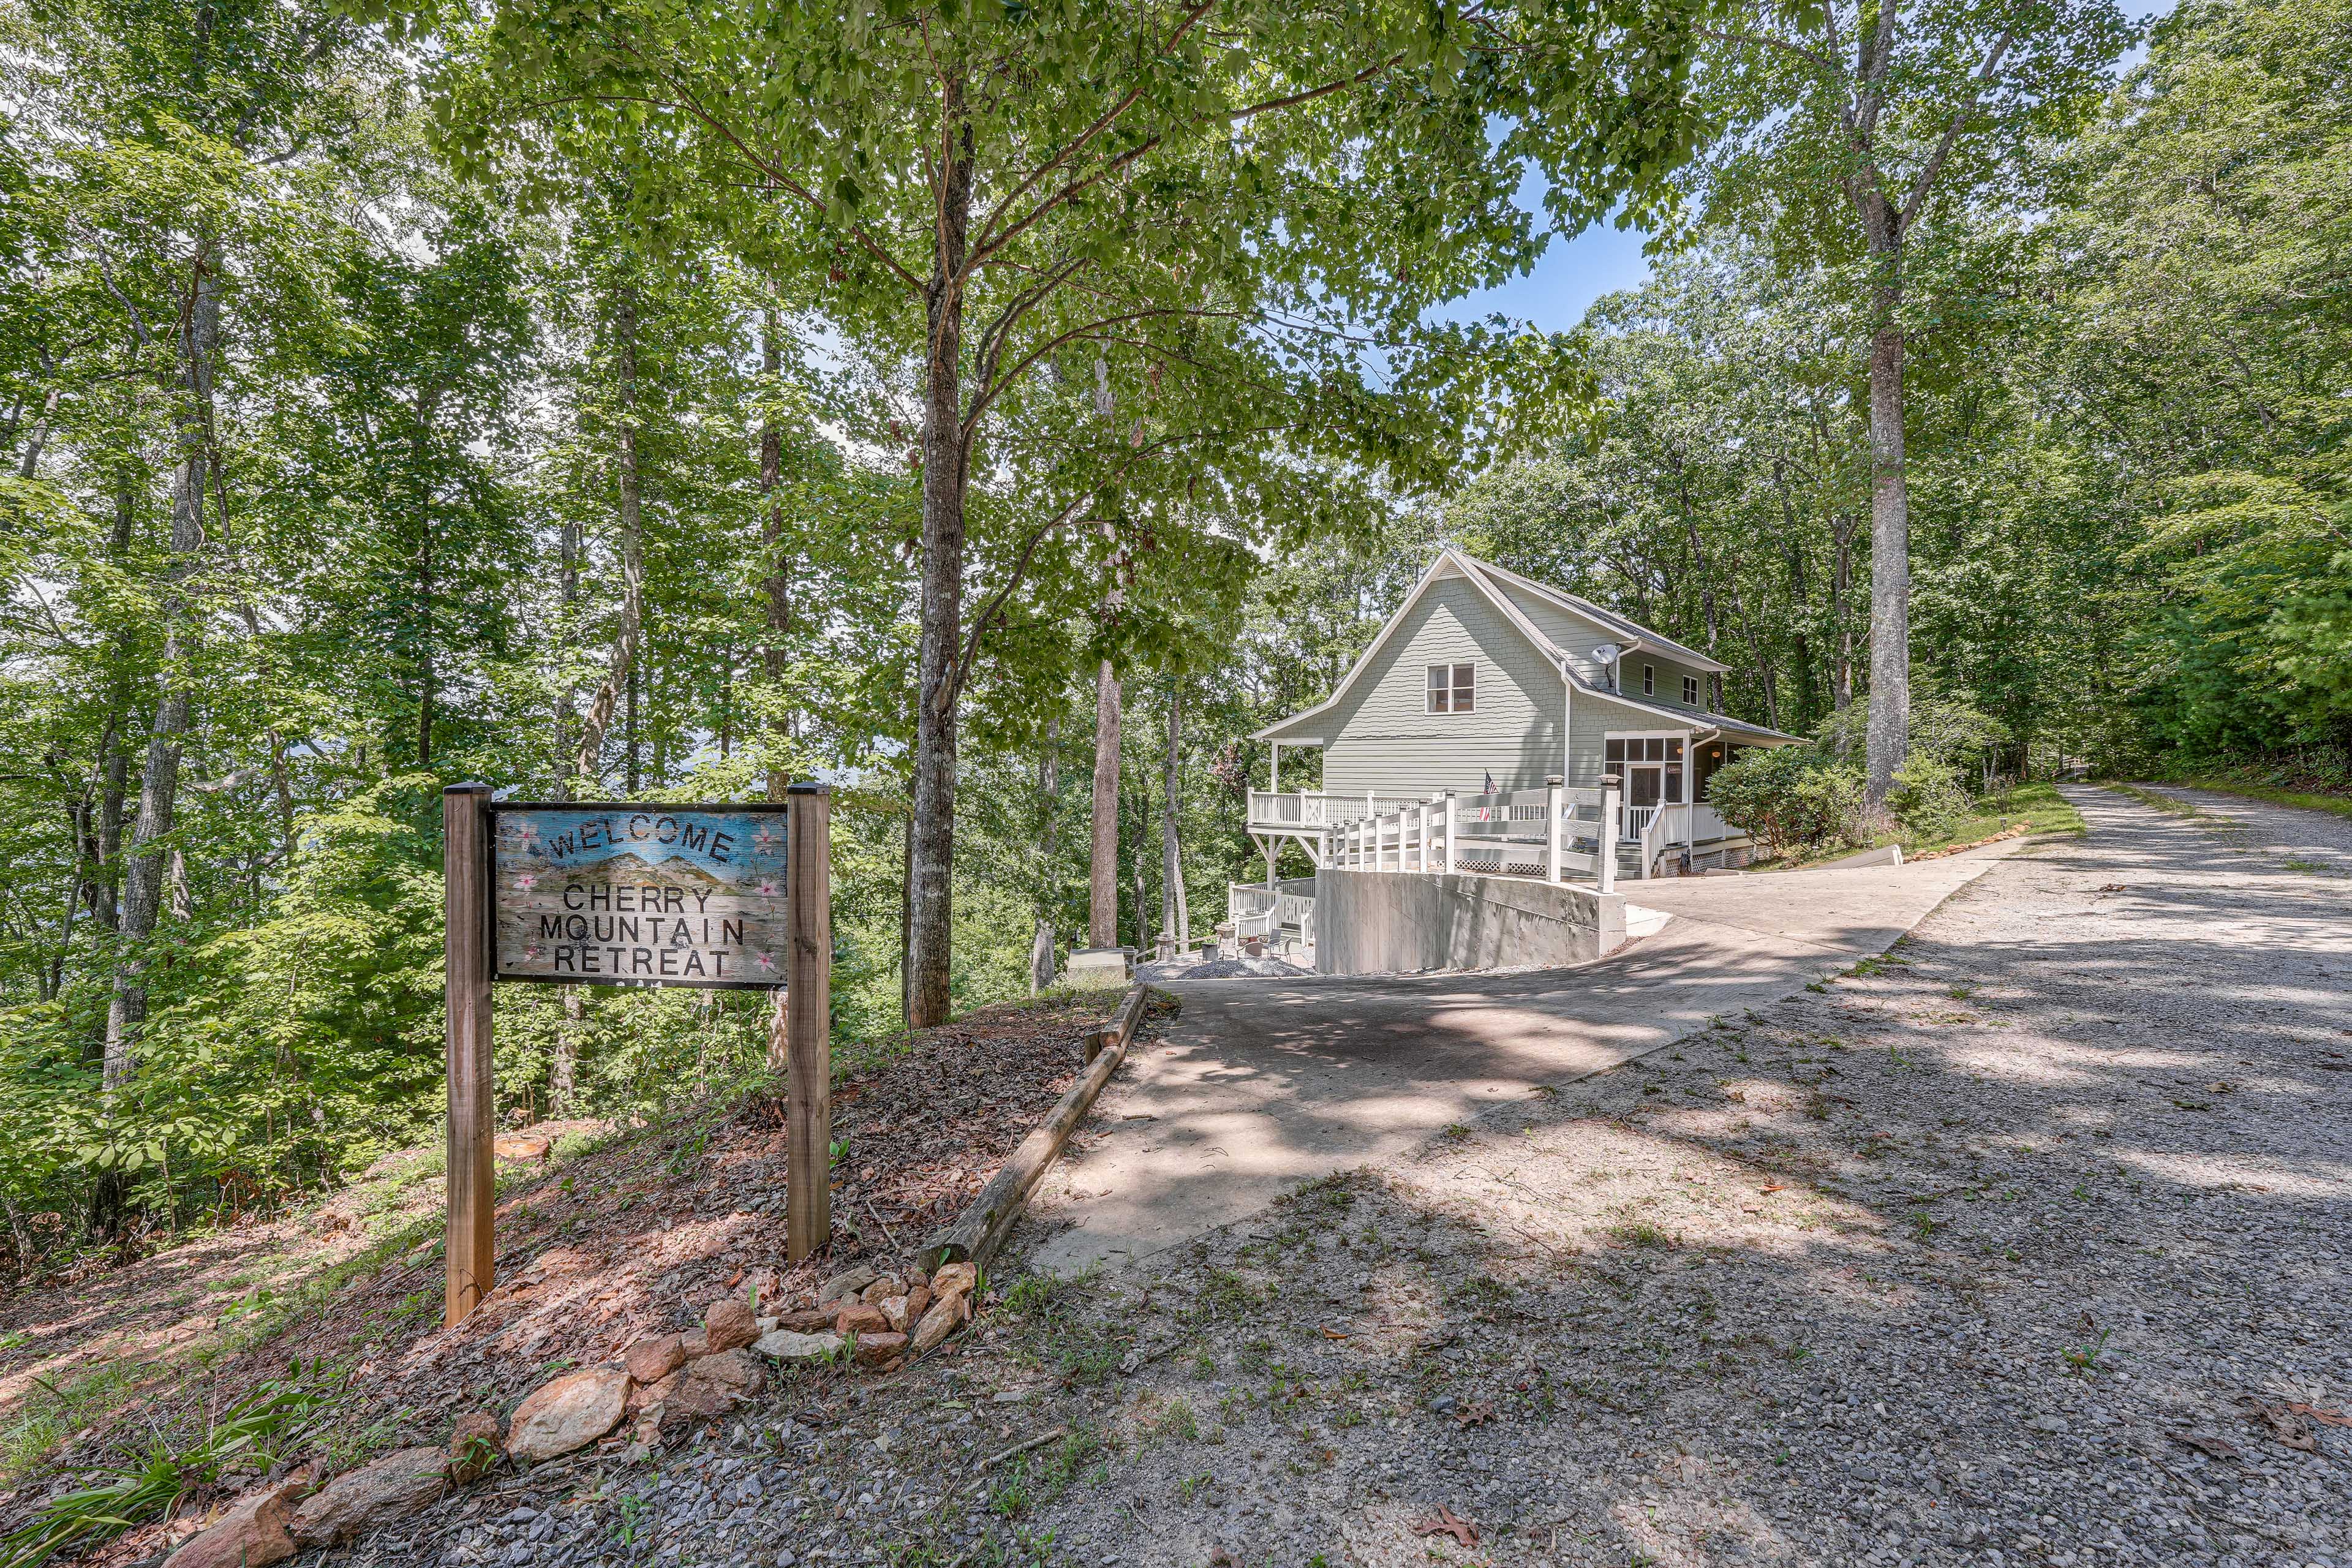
[424,0,1714,1025]
[1088,657,1121,950]
[1161,676,1188,944]
[1684,0,2130,797]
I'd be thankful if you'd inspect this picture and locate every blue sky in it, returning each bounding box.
[1433,0,2178,335]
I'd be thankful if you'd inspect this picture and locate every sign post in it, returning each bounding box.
[442,788,824,1326]
[443,783,497,1328]
[784,783,831,1260]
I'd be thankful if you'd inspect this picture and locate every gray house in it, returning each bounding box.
[1244,548,1800,888]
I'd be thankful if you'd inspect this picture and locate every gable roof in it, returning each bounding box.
[1254,549,1555,742]
[1254,548,1758,743]
[1568,679,1802,744]
[1474,556,1731,674]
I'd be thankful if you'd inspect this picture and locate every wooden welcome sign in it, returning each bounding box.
[440,782,832,1327]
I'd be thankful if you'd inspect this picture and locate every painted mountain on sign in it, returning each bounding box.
[577,851,736,890]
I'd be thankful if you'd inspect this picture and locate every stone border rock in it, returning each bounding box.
[161,1267,989,1567]
[160,993,1135,1567]
[1909,821,2032,861]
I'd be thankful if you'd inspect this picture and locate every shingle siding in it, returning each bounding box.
[1496,583,1714,715]
[1564,688,1695,788]
[1319,574,1564,798]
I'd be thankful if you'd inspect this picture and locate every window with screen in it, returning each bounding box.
[1683,674,1700,705]
[1427,663,1476,714]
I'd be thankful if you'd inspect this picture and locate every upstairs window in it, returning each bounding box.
[1642,663,1655,696]
[1683,674,1700,706]
[1427,663,1476,714]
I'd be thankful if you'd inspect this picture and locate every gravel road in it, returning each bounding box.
[355,784,2351,1568]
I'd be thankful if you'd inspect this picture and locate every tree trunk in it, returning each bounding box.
[92,476,135,937]
[104,241,217,1098]
[1863,307,1909,801]
[758,305,796,1074]
[1830,517,1858,712]
[554,519,580,775]
[1088,659,1121,948]
[760,304,793,803]
[899,788,915,1028]
[1030,708,1062,992]
[553,986,582,1114]
[1128,774,1150,952]
[626,658,641,791]
[414,410,435,770]
[905,108,975,1030]
[573,285,647,786]
[1160,682,1186,944]
[552,516,586,1107]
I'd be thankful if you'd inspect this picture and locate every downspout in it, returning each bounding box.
[1687,723,1721,862]
[1561,655,1578,858]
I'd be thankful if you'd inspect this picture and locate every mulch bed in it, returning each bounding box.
[9,989,1169,1564]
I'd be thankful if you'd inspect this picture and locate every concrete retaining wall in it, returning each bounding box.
[1314,869,1629,975]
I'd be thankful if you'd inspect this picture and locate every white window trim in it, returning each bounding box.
[1642,663,1655,696]
[1425,662,1477,715]
[1682,674,1700,706]
[1603,729,1693,802]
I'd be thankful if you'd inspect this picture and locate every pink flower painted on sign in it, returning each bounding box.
[758,879,778,897]
[753,826,783,853]
[755,951,777,972]
[514,872,537,891]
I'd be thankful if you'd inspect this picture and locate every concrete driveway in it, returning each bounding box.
[1021,840,2028,1275]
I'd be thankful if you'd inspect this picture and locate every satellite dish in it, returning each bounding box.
[1591,643,1621,665]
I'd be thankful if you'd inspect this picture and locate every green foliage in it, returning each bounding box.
[1,1366,330,1568]
[0,0,2340,1289]
[1706,747,1868,855]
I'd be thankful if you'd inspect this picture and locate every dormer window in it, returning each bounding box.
[1427,663,1476,714]
[1683,674,1700,706]
[1642,663,1655,696]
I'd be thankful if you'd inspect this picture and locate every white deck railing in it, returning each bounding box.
[1324,784,1619,891]
[1245,788,1747,891]
[1246,790,1430,831]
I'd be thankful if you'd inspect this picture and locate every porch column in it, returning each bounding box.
[1268,741,1281,799]
[1597,775,1619,894]
[1545,775,1563,884]
[1683,732,1695,863]
[1441,792,1457,874]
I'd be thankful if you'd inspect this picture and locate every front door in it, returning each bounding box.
[1606,734,1686,839]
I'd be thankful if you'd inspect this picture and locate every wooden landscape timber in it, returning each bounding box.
[922,982,1153,1272]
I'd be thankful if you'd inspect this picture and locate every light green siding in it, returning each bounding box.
[1565,687,1694,788]
[1496,586,1618,684]
[1497,582,1716,716]
[1319,573,1565,797]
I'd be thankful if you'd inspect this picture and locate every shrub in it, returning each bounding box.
[1706,748,1867,854]
[1887,756,1969,837]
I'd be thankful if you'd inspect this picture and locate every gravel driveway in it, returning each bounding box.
[2124,784,2352,878]
[356,785,2351,1568]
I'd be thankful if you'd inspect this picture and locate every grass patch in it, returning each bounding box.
[2173,777,2352,822]
[0,1367,332,1568]
[997,1272,1121,1388]
[2106,782,2211,818]
[1607,1221,1677,1250]
[1899,782,2084,854]
[1751,783,2082,870]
